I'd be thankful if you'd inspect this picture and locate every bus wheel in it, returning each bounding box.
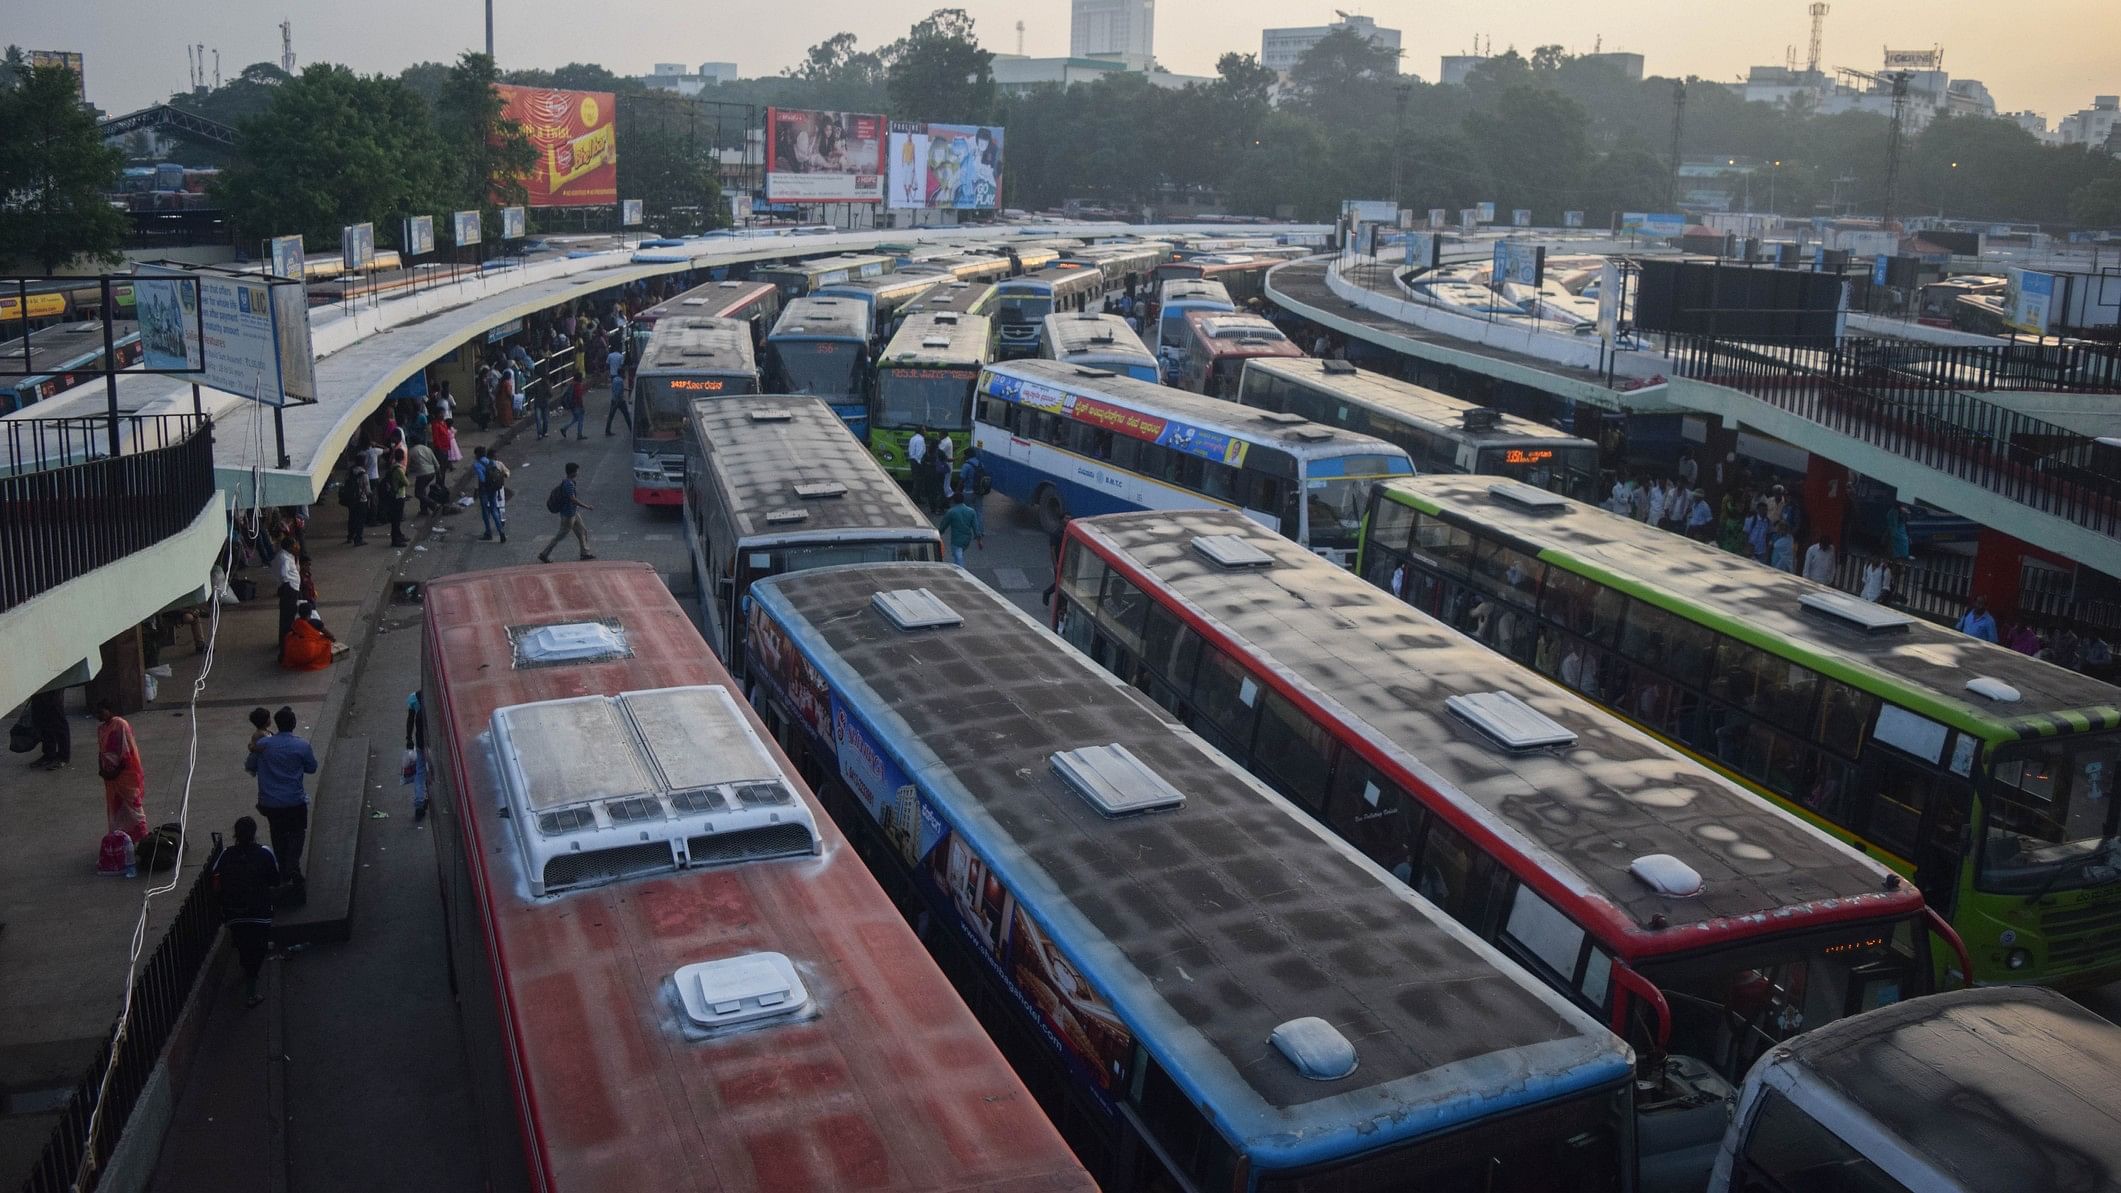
[1036,486,1067,537]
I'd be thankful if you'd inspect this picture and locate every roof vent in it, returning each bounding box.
[675,952,813,1031]
[1461,408,1502,432]
[921,336,952,349]
[795,481,848,499]
[765,508,810,525]
[1050,743,1187,817]
[1487,481,1567,512]
[872,587,963,631]
[510,620,631,668]
[1630,854,1704,898]
[935,311,960,324]
[748,409,793,422]
[1291,428,1334,441]
[681,297,708,306]
[1321,359,1358,375]
[1446,691,1578,751]
[1073,366,1116,378]
[1255,410,1306,425]
[1191,534,1275,569]
[681,347,719,358]
[1965,676,2022,703]
[785,324,808,334]
[1799,591,1913,635]
[1270,1017,1358,1081]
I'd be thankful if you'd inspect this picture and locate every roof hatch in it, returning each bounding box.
[1191,534,1275,569]
[1631,854,1704,897]
[1073,366,1116,378]
[921,336,951,348]
[1798,591,1912,635]
[872,587,963,631]
[1321,359,1357,375]
[675,952,812,1031]
[1270,1017,1358,1081]
[1446,691,1577,751]
[1050,743,1186,817]
[508,619,631,669]
[748,409,793,423]
[1487,481,1567,512]
[1255,410,1306,425]
[1461,408,1501,432]
[765,508,810,525]
[935,311,960,324]
[1965,676,2021,702]
[795,480,848,499]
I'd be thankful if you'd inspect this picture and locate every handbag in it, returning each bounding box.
[9,711,36,754]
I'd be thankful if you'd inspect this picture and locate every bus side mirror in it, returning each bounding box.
[716,578,734,604]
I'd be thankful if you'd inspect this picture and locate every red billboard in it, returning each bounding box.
[494,85,618,208]
[765,108,887,204]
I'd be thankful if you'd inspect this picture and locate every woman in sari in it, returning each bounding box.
[94,701,148,843]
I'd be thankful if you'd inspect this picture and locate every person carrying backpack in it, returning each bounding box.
[210,816,280,1007]
[337,461,370,546]
[473,446,508,543]
[957,445,990,501]
[538,462,596,563]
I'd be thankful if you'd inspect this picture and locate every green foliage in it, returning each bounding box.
[886,8,996,123]
[2070,178,2121,228]
[502,62,644,94]
[0,62,129,272]
[438,52,537,211]
[616,97,726,232]
[160,62,291,166]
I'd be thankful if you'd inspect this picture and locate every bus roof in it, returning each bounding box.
[814,271,947,302]
[1071,508,1925,950]
[997,263,1104,292]
[1182,312,1300,359]
[1381,475,2121,739]
[880,311,991,368]
[1043,312,1155,362]
[899,280,995,318]
[638,316,756,377]
[637,279,774,324]
[987,360,1405,459]
[419,561,1087,1192]
[1247,358,1596,449]
[750,562,1632,1167]
[1160,278,1232,306]
[1760,987,2121,1193]
[758,252,891,280]
[769,296,870,342]
[689,396,937,546]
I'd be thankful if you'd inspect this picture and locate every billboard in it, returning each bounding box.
[1512,209,1532,228]
[1621,212,1689,238]
[2004,268,2056,335]
[265,235,304,280]
[493,85,618,207]
[1635,259,1845,345]
[1563,210,1585,228]
[404,214,435,256]
[1405,232,1440,271]
[1341,198,1398,223]
[340,222,375,270]
[500,206,527,239]
[1596,260,1621,341]
[886,122,1004,210]
[26,51,85,101]
[137,265,317,405]
[1427,208,1447,230]
[1459,208,1478,231]
[620,199,644,226]
[1475,202,1497,223]
[765,108,887,203]
[1882,48,1942,70]
[452,210,482,246]
[1492,242,1545,287]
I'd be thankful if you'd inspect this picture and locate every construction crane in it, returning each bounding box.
[1807,3,1829,74]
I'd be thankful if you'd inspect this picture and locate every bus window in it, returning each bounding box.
[1472,540,1544,600]
[1369,499,1416,557]
[1098,571,1149,656]
[1253,690,1333,814]
[1326,758,1418,883]
[1815,682,1876,758]
[1862,754,1934,861]
[1417,819,1478,916]
[1188,647,1261,757]
[1733,1089,1912,1193]
[1505,884,1588,988]
[1061,543,1107,608]
[1139,602,1192,697]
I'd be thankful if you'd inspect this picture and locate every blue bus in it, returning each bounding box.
[744,561,1637,1193]
[1039,312,1159,382]
[971,358,1412,564]
[1153,278,1235,358]
[762,296,872,438]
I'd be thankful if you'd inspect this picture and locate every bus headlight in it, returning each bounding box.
[2006,948,2031,970]
[880,449,896,463]
[635,468,663,483]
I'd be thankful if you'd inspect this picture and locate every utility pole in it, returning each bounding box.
[1668,80,1686,211]
[485,0,495,60]
[1880,72,1909,230]
[1390,82,1412,209]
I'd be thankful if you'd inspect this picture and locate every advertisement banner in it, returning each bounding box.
[26,51,85,101]
[404,214,435,257]
[766,108,887,203]
[1512,209,1532,228]
[1882,49,1941,70]
[1596,260,1621,341]
[493,85,617,207]
[886,121,1005,210]
[986,372,1246,465]
[340,222,375,270]
[1459,208,1478,231]
[138,265,316,405]
[620,198,644,226]
[134,277,203,373]
[1871,254,1891,286]
[1340,199,1398,223]
[2004,268,2056,335]
[452,210,482,246]
[265,235,304,280]
[1427,208,1447,230]
[1563,210,1585,228]
[1405,232,1439,271]
[1475,202,1497,223]
[1621,212,1688,238]
[0,292,70,322]
[1355,224,1377,258]
[1491,242,1544,287]
[500,206,527,239]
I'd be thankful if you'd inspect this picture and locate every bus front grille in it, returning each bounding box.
[542,842,676,893]
[686,823,815,867]
[2041,898,2121,970]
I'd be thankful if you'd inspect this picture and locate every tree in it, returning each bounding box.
[213,65,453,248]
[0,45,30,91]
[2070,178,2121,228]
[398,60,452,109]
[0,63,129,273]
[1283,27,1401,133]
[1464,85,1591,210]
[163,61,290,165]
[437,52,537,212]
[886,9,996,123]
[791,32,889,87]
[617,103,725,233]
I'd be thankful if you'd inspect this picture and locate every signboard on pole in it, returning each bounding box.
[2004,268,2057,335]
[1475,202,1497,223]
[1459,209,1478,231]
[1427,208,1447,230]
[340,222,375,270]
[620,199,644,226]
[1491,242,1545,288]
[500,206,527,239]
[765,108,887,203]
[1563,210,1585,228]
[265,235,304,280]
[492,85,619,207]
[138,264,316,405]
[1355,224,1378,258]
[25,51,86,101]
[1340,199,1398,223]
[1596,260,1621,341]
[1621,213,1689,238]
[404,214,436,257]
[1512,209,1532,228]
[1405,232,1440,271]
[886,122,1006,210]
[452,210,482,246]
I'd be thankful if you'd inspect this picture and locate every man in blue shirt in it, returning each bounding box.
[245,706,318,887]
[605,348,630,435]
[1958,597,2000,643]
[538,462,597,563]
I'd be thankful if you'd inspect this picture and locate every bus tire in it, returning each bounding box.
[1036,486,1067,537]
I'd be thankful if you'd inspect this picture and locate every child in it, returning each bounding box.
[247,707,272,754]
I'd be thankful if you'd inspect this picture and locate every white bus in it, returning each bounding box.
[971,358,1412,564]
[1154,278,1235,356]
[993,264,1107,359]
[1039,312,1159,382]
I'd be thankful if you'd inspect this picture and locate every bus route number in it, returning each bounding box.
[1503,449,1555,465]
[668,379,727,392]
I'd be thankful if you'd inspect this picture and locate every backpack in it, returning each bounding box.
[479,459,507,495]
[97,831,135,877]
[546,482,569,514]
[138,821,183,872]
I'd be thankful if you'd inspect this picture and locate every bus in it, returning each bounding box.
[418,561,1091,1193]
[629,316,758,506]
[632,278,781,351]
[1003,241,1063,275]
[1056,510,1966,1191]
[901,252,1014,285]
[682,395,939,679]
[1061,241,1168,297]
[744,561,1639,1193]
[973,359,1412,563]
[1173,311,1303,399]
[5,322,142,412]
[1237,357,1603,502]
[1039,312,1159,382]
[752,253,892,302]
[1358,474,2121,989]
[869,310,994,481]
[1153,255,1273,307]
[1154,279,1235,356]
[1708,987,2121,1193]
[763,296,873,438]
[896,278,996,321]
[994,265,1108,358]
[813,271,949,341]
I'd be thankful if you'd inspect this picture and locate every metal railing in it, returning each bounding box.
[1672,337,2121,540]
[1,414,215,612]
[16,866,223,1193]
[1831,549,2121,640]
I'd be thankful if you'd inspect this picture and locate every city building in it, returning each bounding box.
[2003,110,2059,144]
[640,61,739,96]
[2058,96,2121,153]
[1070,0,1154,63]
[1731,49,1996,131]
[1580,51,1645,80]
[1438,48,1642,85]
[1438,54,1483,86]
[1261,13,1401,75]
[991,53,1208,95]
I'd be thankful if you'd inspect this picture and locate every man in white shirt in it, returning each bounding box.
[906,429,929,507]
[270,538,302,661]
[1802,536,1838,584]
[1647,479,1667,528]
[1860,559,1889,603]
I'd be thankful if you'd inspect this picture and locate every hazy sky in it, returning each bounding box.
[13,1,2117,127]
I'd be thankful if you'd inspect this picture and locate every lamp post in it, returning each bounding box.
[1390,82,1412,209]
[1769,160,1781,214]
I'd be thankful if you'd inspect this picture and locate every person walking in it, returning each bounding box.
[930,434,956,513]
[337,464,370,546]
[1685,490,1714,541]
[1743,502,1773,563]
[937,492,983,567]
[563,370,589,440]
[957,445,987,500]
[1802,536,1837,584]
[1769,522,1796,572]
[28,687,69,772]
[473,446,508,543]
[380,450,411,547]
[431,417,459,490]
[408,438,440,517]
[210,816,279,1007]
[537,462,597,563]
[94,700,149,846]
[246,706,317,889]
[1957,597,2000,643]
[906,428,929,506]
[270,536,301,659]
[531,366,551,439]
[605,353,631,436]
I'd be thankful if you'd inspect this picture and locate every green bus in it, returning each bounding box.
[1358,473,2121,989]
[868,309,994,482]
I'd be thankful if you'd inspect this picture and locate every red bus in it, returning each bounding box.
[1173,310,1303,399]
[1151,255,1274,307]
[1053,510,1972,1188]
[421,561,1092,1193]
[632,278,782,353]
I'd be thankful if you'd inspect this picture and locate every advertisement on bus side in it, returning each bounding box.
[493,85,618,207]
[766,108,887,203]
[886,121,1004,210]
[986,372,1249,465]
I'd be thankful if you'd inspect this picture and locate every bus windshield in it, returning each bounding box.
[996,293,1052,324]
[636,374,749,440]
[1475,444,1601,502]
[1979,734,2121,895]
[877,368,979,431]
[1307,453,1414,551]
[740,540,941,590]
[769,341,864,400]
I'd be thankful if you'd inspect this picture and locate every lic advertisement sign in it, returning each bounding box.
[134,264,317,406]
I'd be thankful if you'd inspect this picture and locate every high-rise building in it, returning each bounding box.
[1261,13,1401,75]
[1071,0,1155,64]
